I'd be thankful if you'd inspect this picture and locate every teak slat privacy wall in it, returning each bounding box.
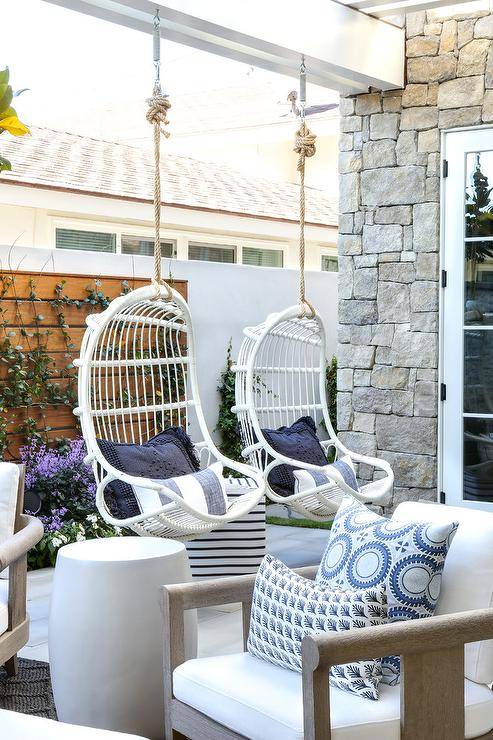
[0,269,187,460]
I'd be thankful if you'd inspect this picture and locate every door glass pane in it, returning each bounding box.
[464,330,493,414]
[465,152,493,325]
[464,418,493,501]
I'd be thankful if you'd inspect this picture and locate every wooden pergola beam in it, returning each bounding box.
[41,0,405,93]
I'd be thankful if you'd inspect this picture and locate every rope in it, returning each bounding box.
[293,120,316,318]
[146,82,172,296]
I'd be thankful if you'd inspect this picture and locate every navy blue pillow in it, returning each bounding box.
[97,427,200,519]
[262,416,328,497]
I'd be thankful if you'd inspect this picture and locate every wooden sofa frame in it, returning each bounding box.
[0,466,43,677]
[163,566,493,740]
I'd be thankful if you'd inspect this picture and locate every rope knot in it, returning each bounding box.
[294,123,316,171]
[146,90,171,137]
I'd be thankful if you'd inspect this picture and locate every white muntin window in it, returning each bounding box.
[188,242,236,263]
[55,228,116,253]
[121,235,177,259]
[242,246,283,268]
[321,254,338,272]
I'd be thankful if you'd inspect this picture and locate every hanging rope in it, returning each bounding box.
[294,119,316,318]
[147,11,172,297]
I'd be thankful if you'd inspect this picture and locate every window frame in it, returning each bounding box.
[242,245,284,268]
[188,241,237,264]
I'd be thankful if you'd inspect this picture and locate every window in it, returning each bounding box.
[242,246,283,268]
[188,242,236,263]
[56,228,116,253]
[321,255,338,272]
[121,236,176,258]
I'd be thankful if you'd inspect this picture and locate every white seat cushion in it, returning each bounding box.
[0,578,8,636]
[0,709,148,739]
[393,502,493,684]
[173,653,493,740]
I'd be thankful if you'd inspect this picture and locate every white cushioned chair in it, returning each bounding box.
[163,502,493,740]
[0,463,43,676]
[0,708,148,739]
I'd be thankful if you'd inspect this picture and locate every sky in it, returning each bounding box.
[2,0,338,148]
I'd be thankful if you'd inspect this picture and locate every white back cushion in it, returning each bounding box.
[0,463,20,579]
[393,501,493,685]
[0,463,19,545]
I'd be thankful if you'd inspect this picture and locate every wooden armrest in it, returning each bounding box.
[0,515,44,571]
[163,565,318,611]
[302,607,493,671]
[301,608,493,740]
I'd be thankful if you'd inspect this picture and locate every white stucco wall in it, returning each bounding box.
[0,184,337,271]
[0,245,338,439]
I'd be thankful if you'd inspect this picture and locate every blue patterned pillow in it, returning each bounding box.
[247,555,387,700]
[262,416,328,497]
[316,498,458,685]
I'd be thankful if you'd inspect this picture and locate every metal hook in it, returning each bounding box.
[153,8,161,86]
[299,55,306,121]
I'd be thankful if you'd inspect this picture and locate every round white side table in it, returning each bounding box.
[49,537,197,740]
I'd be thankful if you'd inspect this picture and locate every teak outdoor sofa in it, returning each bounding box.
[163,501,493,740]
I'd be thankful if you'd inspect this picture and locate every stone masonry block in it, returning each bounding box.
[363,224,403,253]
[361,166,426,206]
[376,415,437,455]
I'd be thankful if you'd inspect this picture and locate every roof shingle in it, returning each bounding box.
[0,127,338,226]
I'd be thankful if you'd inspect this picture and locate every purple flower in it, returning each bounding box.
[20,438,97,524]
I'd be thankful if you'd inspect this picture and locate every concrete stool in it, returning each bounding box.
[49,537,196,740]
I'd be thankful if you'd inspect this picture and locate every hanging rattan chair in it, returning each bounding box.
[233,305,393,520]
[233,61,393,520]
[74,14,265,541]
[75,283,265,540]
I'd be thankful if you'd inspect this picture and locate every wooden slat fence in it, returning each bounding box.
[0,269,187,460]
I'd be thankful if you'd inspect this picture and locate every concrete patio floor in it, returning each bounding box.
[20,524,329,664]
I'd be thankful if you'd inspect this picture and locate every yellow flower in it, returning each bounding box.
[0,115,30,136]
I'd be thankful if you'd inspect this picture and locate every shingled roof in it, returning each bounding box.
[0,127,338,226]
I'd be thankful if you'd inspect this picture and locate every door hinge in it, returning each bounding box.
[442,159,449,178]
[440,382,447,401]
[441,269,447,288]
[439,491,446,504]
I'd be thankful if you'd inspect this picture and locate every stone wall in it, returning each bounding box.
[338,7,493,507]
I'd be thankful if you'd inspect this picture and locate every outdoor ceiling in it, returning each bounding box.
[42,0,405,94]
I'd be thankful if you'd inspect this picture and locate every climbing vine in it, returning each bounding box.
[0,273,130,458]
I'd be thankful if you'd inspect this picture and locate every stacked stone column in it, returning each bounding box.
[338,7,493,507]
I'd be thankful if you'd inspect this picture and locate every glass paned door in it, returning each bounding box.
[442,128,493,509]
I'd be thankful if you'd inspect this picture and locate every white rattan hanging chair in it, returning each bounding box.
[73,15,265,541]
[233,62,393,520]
[234,305,393,519]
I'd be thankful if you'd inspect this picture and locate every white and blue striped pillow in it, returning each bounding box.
[133,461,228,516]
[293,455,359,495]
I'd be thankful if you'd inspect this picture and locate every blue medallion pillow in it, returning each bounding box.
[248,555,387,701]
[97,427,200,518]
[262,416,328,497]
[316,497,458,685]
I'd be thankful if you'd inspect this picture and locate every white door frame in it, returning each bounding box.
[440,125,493,510]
